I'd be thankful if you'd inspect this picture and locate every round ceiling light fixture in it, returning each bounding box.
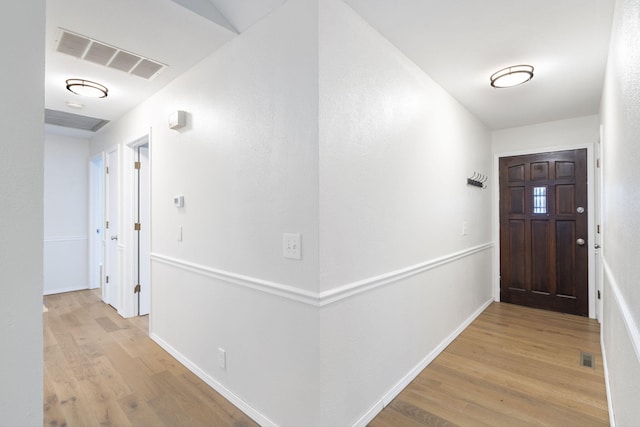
[490,65,534,88]
[65,79,108,98]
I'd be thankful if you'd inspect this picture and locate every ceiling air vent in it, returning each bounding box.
[84,42,117,66]
[131,59,165,79]
[45,109,110,132]
[109,51,141,72]
[54,29,166,80]
[57,31,90,58]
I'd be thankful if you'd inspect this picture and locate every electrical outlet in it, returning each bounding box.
[218,348,226,370]
[283,233,302,260]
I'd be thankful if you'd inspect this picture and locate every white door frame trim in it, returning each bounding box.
[105,145,122,313]
[88,152,105,291]
[120,132,152,318]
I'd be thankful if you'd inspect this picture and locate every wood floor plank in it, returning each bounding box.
[179,371,258,426]
[97,340,162,401]
[84,355,134,400]
[46,292,609,427]
[147,392,202,427]
[118,393,168,427]
[425,360,607,426]
[387,398,461,427]
[399,380,524,426]
[95,316,124,333]
[369,302,609,426]
[43,366,68,427]
[45,357,98,427]
[44,289,258,427]
[150,370,245,427]
[132,339,190,376]
[442,341,607,403]
[369,404,444,427]
[78,374,134,427]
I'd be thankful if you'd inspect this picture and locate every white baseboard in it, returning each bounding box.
[601,336,616,427]
[43,285,89,296]
[150,332,277,427]
[353,297,494,427]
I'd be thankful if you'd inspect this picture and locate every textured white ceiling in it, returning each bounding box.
[344,0,615,129]
[45,0,616,135]
[208,0,286,32]
[45,0,236,135]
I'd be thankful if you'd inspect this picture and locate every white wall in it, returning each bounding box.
[492,115,600,154]
[92,0,320,424]
[600,0,640,424]
[90,0,494,424]
[44,132,90,294]
[0,2,45,426]
[318,2,492,424]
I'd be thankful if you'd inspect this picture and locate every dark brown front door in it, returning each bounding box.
[499,149,588,316]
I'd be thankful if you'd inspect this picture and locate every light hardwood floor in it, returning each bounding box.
[369,302,609,426]
[43,289,258,427]
[45,291,609,426]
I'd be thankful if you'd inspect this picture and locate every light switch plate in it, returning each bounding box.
[218,347,226,369]
[462,221,469,236]
[283,233,301,260]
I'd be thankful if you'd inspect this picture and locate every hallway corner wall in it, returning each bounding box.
[91,0,321,424]
[318,1,493,424]
[89,0,498,424]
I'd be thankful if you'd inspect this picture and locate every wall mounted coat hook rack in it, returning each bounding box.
[467,172,488,188]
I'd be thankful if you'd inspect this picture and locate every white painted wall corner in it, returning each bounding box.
[352,297,494,427]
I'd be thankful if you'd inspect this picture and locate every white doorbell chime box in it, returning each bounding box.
[169,110,186,130]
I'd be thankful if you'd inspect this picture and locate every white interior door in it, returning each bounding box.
[105,148,120,309]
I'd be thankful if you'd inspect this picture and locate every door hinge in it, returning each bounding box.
[134,223,141,231]
[106,166,109,174]
[597,224,600,234]
[597,290,601,300]
[134,284,141,293]
[106,275,109,284]
[596,159,600,168]
[134,161,141,170]
[106,221,109,229]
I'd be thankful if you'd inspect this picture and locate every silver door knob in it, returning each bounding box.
[577,206,585,214]
[577,238,585,246]
[111,235,118,241]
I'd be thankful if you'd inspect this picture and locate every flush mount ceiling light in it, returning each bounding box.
[65,79,108,98]
[490,65,534,88]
